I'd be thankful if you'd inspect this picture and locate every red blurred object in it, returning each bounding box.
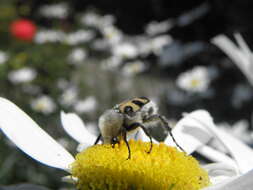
[10,19,37,41]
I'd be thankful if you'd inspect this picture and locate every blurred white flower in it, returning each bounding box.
[145,20,174,36]
[8,67,37,84]
[135,36,153,56]
[80,12,101,26]
[39,3,68,19]
[176,2,210,27]
[35,30,65,44]
[60,87,78,106]
[212,33,253,86]
[99,15,115,27]
[36,29,95,45]
[0,51,8,65]
[150,35,172,55]
[101,56,123,70]
[101,25,122,45]
[176,66,210,93]
[68,48,87,64]
[30,95,56,114]
[74,96,97,114]
[122,60,147,76]
[134,35,172,56]
[80,12,115,28]
[112,43,138,59]
[65,30,94,45]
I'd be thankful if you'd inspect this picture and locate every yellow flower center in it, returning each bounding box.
[71,140,210,190]
[35,102,46,111]
[190,79,201,88]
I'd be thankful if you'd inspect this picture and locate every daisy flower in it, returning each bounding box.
[68,48,87,65]
[30,95,56,114]
[176,66,210,93]
[101,25,123,45]
[98,15,116,28]
[112,43,139,59]
[121,60,147,76]
[101,56,123,70]
[134,35,172,56]
[80,12,101,27]
[34,30,66,44]
[65,30,94,45]
[60,87,78,107]
[145,20,174,36]
[135,36,153,56]
[80,12,115,29]
[8,67,37,84]
[150,35,172,55]
[0,98,253,190]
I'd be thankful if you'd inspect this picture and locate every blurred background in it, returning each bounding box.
[0,0,253,189]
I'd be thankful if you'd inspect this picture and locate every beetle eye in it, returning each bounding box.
[111,137,118,144]
[124,106,133,115]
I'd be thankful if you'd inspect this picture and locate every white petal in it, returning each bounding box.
[164,110,213,154]
[208,176,236,187]
[189,113,253,173]
[76,143,91,152]
[0,98,74,171]
[203,169,253,190]
[62,175,78,183]
[211,34,253,85]
[137,129,159,144]
[234,33,251,58]
[60,111,99,146]
[211,35,248,70]
[197,145,237,168]
[203,163,239,185]
[214,130,253,173]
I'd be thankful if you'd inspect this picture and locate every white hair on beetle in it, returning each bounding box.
[99,109,124,144]
[142,99,159,116]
